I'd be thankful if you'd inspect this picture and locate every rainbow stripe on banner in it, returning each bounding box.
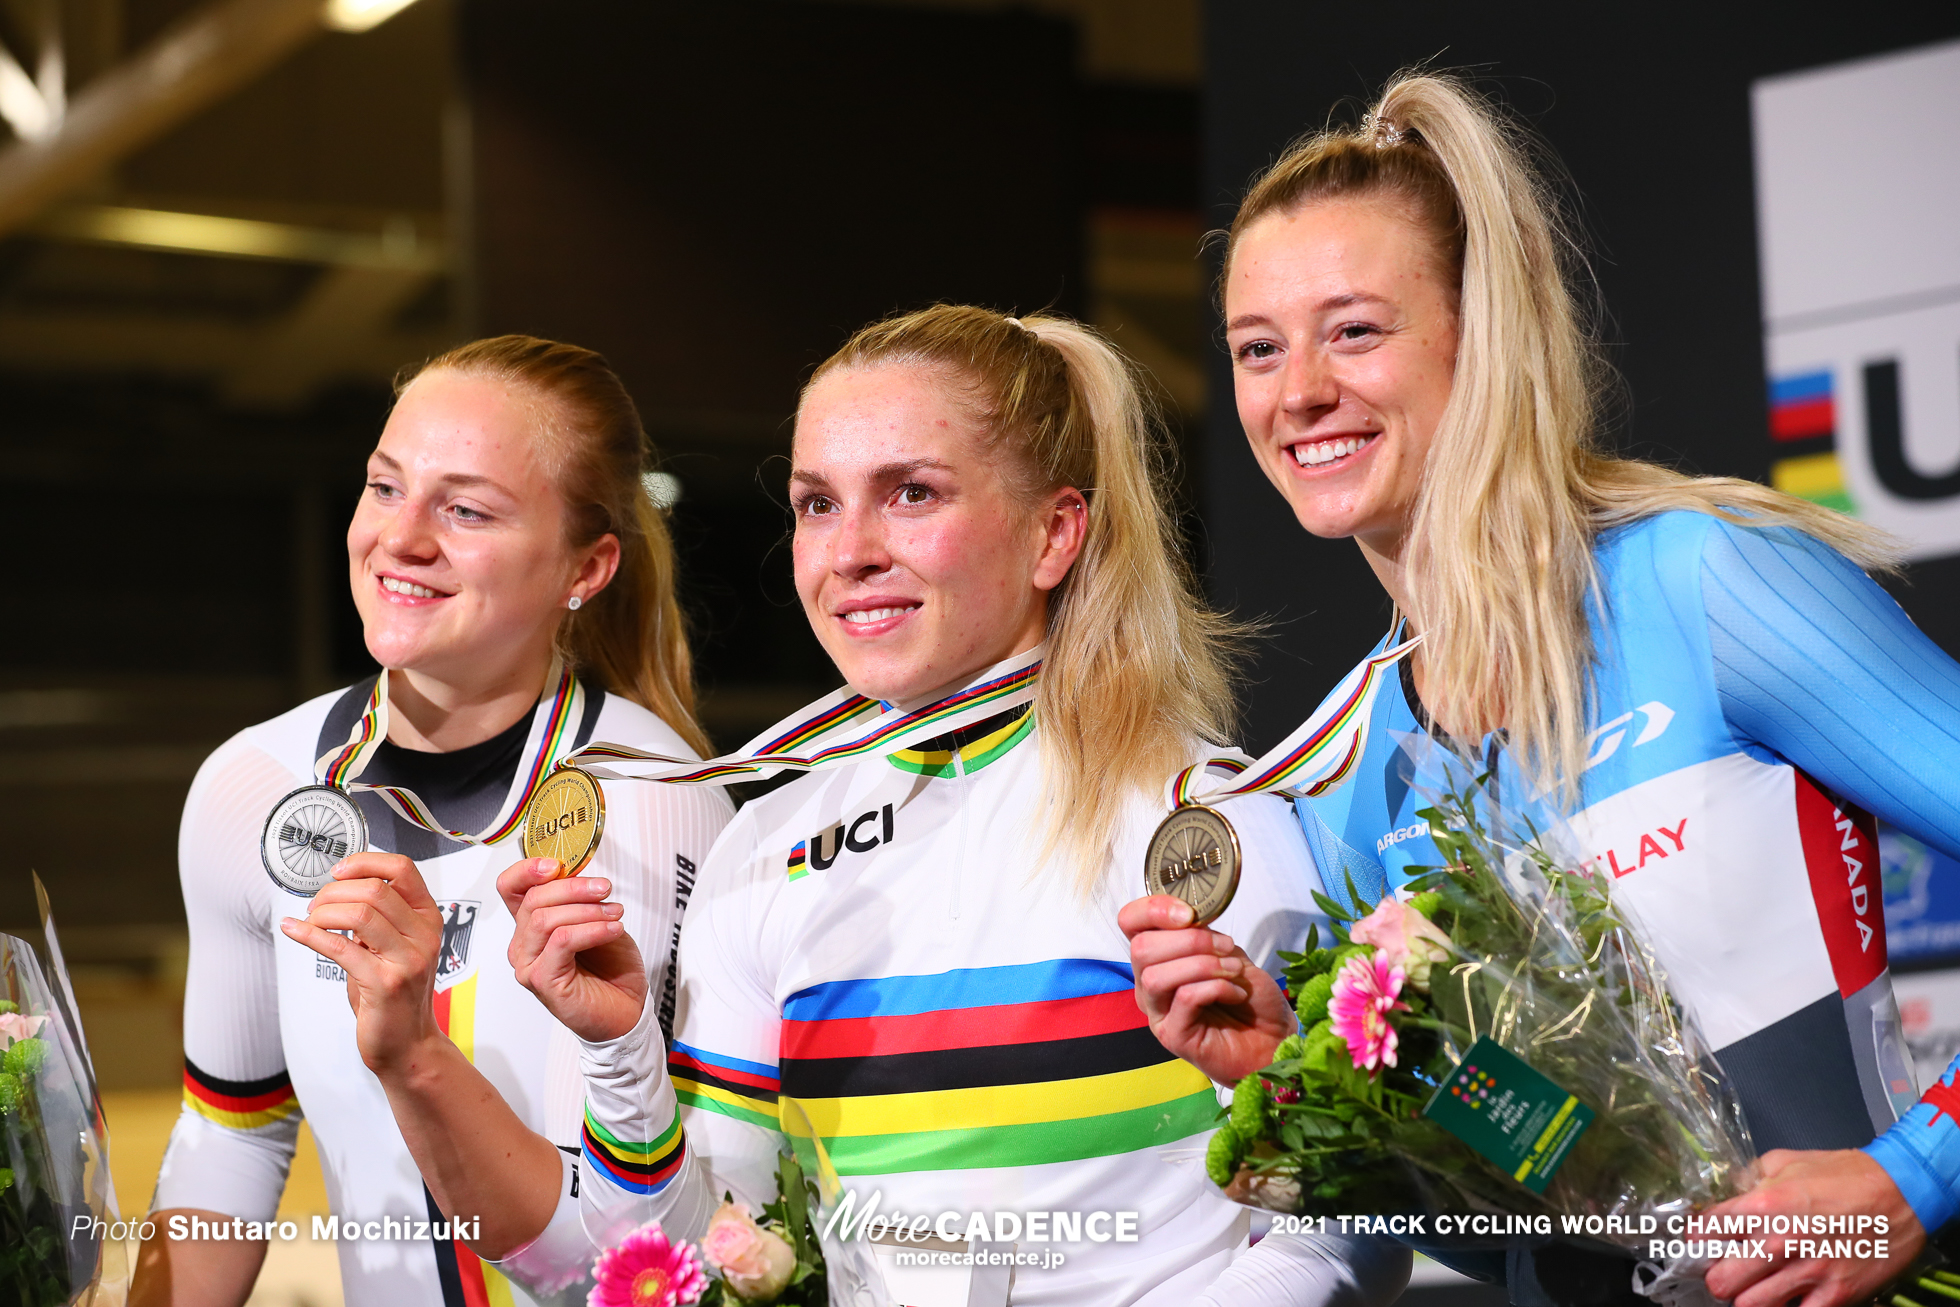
[1770,370,1835,441]
[1767,370,1853,514]
[786,840,809,881]
[773,958,1215,1175]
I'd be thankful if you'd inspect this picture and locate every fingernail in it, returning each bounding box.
[603,903,623,918]
[1170,901,1195,927]
[593,879,612,895]
[1219,956,1244,976]
[1212,934,1237,955]
[539,859,563,875]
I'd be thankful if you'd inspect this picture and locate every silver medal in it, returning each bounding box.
[260,785,369,897]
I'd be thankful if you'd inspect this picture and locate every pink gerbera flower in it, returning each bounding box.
[1327,951,1409,1073]
[589,1221,709,1307]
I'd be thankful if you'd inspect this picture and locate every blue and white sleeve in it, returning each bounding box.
[1700,518,1960,1230]
[1700,519,1960,860]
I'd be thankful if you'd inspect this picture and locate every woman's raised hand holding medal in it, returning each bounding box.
[496,859,641,1043]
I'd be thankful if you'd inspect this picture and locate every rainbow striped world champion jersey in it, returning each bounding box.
[575,690,1360,1306]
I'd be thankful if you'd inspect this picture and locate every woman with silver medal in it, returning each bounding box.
[1125,71,1960,1307]
[139,337,732,1307]
[497,305,1412,1307]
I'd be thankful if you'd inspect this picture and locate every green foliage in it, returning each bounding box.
[0,1073,18,1116]
[1293,972,1335,1028]
[0,1000,16,1014]
[1206,1123,1246,1187]
[2,1038,48,1079]
[1229,1074,1269,1137]
[706,1151,829,1306]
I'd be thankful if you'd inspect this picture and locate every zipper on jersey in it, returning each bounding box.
[949,744,970,920]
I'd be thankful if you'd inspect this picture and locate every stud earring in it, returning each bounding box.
[567,596,583,611]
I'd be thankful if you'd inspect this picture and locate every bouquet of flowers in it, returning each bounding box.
[1207,773,1754,1248]
[1,879,127,1306]
[587,1153,828,1307]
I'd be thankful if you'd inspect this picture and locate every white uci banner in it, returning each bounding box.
[1752,39,1960,561]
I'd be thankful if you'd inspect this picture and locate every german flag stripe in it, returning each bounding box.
[582,1111,686,1195]
[782,986,1144,1060]
[182,1059,299,1129]
[782,1024,1169,1098]
[783,957,1132,1023]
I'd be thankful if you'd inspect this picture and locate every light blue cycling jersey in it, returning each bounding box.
[1299,509,1960,1233]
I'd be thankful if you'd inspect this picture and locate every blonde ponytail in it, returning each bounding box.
[805,305,1245,888]
[1227,72,1897,804]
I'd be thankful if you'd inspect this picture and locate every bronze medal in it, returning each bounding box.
[521,765,606,875]
[1144,803,1241,926]
[261,785,369,897]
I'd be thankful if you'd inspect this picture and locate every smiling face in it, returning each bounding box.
[348,369,618,691]
[791,363,1085,704]
[1225,196,1460,563]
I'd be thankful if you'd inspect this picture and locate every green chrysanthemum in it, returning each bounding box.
[1230,1072,1269,1136]
[1206,1123,1246,1188]
[1295,971,1336,1027]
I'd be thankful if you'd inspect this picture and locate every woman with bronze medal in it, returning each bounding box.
[496,304,1413,1306]
[137,337,732,1307]
[1125,72,1960,1307]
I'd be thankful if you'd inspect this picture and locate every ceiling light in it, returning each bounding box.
[323,0,423,34]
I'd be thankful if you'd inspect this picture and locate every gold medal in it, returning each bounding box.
[521,765,606,875]
[1144,803,1241,926]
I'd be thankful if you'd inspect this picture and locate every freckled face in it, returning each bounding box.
[1225,197,1460,557]
[348,370,596,684]
[790,364,1066,704]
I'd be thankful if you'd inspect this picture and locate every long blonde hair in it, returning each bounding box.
[804,305,1243,885]
[1226,72,1898,803]
[401,335,712,758]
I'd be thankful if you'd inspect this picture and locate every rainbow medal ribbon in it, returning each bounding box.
[258,657,586,897]
[520,647,1047,875]
[1142,634,1421,925]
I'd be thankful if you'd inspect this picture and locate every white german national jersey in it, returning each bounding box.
[153,676,730,1307]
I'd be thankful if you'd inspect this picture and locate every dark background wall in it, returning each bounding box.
[462,0,1091,737]
[1203,2,1960,752]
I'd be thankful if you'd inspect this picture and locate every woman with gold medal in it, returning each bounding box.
[495,304,1413,1307]
[136,336,732,1307]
